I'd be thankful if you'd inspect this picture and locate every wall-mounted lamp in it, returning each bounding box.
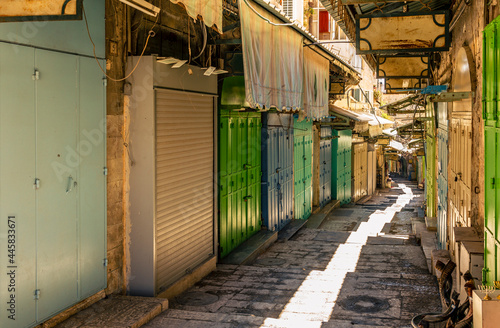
[119,0,160,17]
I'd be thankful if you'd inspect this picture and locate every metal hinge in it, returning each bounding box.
[34,178,40,190]
[103,78,107,86]
[492,178,496,189]
[103,258,108,266]
[32,70,40,81]
[34,289,40,300]
[103,167,108,176]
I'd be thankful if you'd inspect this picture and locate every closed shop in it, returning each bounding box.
[261,113,293,231]
[128,59,216,296]
[483,20,500,284]
[332,129,352,205]
[319,126,332,207]
[0,45,106,327]
[352,142,368,202]
[294,118,313,220]
[219,111,261,257]
[0,3,106,326]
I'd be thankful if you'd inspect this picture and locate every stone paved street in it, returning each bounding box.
[145,178,441,328]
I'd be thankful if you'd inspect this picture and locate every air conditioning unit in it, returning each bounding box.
[282,0,303,23]
[270,0,283,11]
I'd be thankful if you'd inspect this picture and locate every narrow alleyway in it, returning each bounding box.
[145,177,440,328]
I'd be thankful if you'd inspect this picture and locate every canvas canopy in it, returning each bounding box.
[171,0,222,33]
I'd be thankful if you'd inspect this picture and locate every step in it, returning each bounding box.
[220,230,277,265]
[54,295,168,328]
[306,199,340,229]
[411,218,426,240]
[425,217,437,231]
[278,219,308,241]
[420,231,438,273]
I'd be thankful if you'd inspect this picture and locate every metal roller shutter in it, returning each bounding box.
[155,89,214,292]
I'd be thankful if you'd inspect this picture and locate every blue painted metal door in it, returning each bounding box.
[262,113,294,231]
[319,126,332,207]
[437,102,448,250]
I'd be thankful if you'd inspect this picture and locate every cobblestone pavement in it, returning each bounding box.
[145,178,440,328]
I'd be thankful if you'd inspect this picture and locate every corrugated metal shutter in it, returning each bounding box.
[155,89,214,292]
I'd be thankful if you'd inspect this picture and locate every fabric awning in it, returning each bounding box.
[171,0,222,33]
[364,114,394,126]
[389,140,404,151]
[240,0,303,111]
[303,47,329,119]
[329,105,370,122]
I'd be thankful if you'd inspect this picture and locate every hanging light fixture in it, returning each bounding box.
[118,0,160,17]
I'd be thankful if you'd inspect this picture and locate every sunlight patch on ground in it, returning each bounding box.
[260,184,414,327]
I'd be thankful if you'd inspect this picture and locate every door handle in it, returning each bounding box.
[66,176,76,194]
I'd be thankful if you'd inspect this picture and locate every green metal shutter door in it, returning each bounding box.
[155,89,214,293]
[218,111,261,258]
[483,19,500,284]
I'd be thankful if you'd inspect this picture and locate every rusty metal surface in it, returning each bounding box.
[0,0,80,22]
[377,55,430,79]
[356,11,450,54]
[385,77,428,93]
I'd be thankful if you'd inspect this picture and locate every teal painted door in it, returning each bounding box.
[293,118,313,220]
[0,45,106,327]
[0,44,37,328]
[331,130,352,205]
[78,57,107,299]
[36,50,79,320]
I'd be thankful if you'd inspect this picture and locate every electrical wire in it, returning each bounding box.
[83,1,159,82]
[193,20,207,61]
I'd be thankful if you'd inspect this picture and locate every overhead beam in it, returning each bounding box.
[342,0,416,5]
[428,91,474,102]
